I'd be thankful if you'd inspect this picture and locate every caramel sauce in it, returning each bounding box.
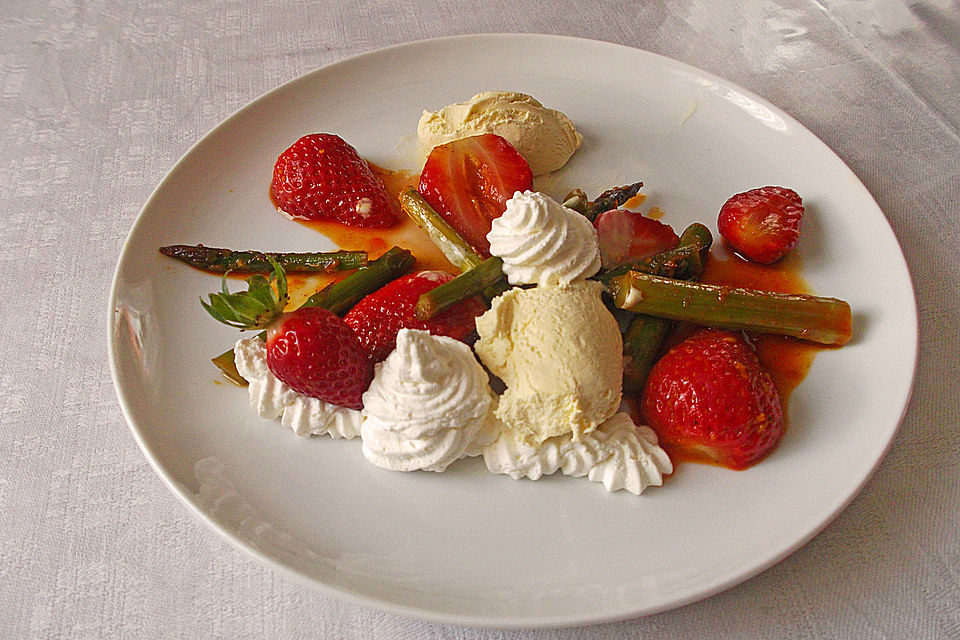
[700,245,822,406]
[271,165,454,278]
[622,193,647,209]
[646,206,667,220]
[634,244,825,469]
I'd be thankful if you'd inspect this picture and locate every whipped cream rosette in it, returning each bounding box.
[234,336,362,439]
[483,412,672,495]
[360,329,498,472]
[487,190,601,286]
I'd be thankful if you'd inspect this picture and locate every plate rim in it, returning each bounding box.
[108,32,920,629]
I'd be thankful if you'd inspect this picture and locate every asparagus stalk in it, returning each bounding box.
[607,271,853,346]
[583,181,644,222]
[211,247,416,384]
[399,188,512,314]
[399,189,485,272]
[620,223,713,393]
[160,244,367,274]
[414,257,505,320]
[621,318,673,393]
[301,246,416,316]
[601,223,713,283]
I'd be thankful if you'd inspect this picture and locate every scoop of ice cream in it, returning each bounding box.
[417,91,583,175]
[474,281,623,444]
[487,190,601,286]
[483,411,672,495]
[360,329,498,472]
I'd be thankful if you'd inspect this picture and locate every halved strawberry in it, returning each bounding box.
[266,307,373,410]
[641,328,784,470]
[343,271,485,363]
[593,209,680,269]
[418,134,533,256]
[717,186,804,264]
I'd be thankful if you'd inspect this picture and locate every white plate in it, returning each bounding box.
[109,34,917,628]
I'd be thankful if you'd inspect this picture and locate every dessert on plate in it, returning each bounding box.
[161,91,852,496]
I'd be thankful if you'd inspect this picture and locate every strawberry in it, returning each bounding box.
[418,133,533,256]
[641,328,784,470]
[717,186,803,264]
[343,271,485,362]
[593,208,680,269]
[271,133,398,228]
[266,307,373,410]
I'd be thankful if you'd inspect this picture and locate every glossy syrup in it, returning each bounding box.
[275,165,824,469]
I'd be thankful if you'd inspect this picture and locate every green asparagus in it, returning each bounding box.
[399,189,485,272]
[608,271,853,346]
[399,188,512,312]
[160,244,367,274]
[415,257,506,320]
[619,223,713,393]
[601,223,713,283]
[583,181,644,222]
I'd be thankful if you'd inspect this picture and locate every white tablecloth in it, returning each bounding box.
[2,0,958,637]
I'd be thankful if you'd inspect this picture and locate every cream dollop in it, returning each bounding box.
[483,412,672,495]
[487,190,601,286]
[233,336,361,439]
[360,329,498,472]
[417,91,582,175]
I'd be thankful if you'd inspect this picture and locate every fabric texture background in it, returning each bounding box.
[1,0,958,637]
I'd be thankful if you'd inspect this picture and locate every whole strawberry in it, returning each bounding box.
[271,133,398,228]
[717,186,803,264]
[266,307,373,410]
[641,328,784,470]
[343,270,485,362]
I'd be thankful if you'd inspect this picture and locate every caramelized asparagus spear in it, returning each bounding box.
[160,244,367,274]
[619,224,713,393]
[608,271,853,346]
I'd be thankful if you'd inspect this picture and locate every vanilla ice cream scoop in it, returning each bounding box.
[474,281,623,444]
[417,91,583,175]
[488,190,601,286]
[360,329,498,472]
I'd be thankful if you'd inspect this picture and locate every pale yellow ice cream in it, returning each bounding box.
[474,281,623,444]
[417,91,583,175]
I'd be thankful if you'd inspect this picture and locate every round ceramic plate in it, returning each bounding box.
[109,34,917,628]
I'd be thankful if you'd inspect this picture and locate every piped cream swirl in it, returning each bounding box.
[487,190,601,286]
[360,329,498,472]
[483,412,672,495]
[234,336,361,439]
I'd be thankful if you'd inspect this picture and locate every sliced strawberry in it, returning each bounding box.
[343,271,485,363]
[717,186,803,264]
[593,209,680,269]
[641,328,784,470]
[418,133,533,256]
[266,306,373,410]
[271,133,398,228]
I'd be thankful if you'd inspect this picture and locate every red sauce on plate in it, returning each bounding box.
[274,163,827,471]
[647,244,828,468]
[271,165,455,277]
